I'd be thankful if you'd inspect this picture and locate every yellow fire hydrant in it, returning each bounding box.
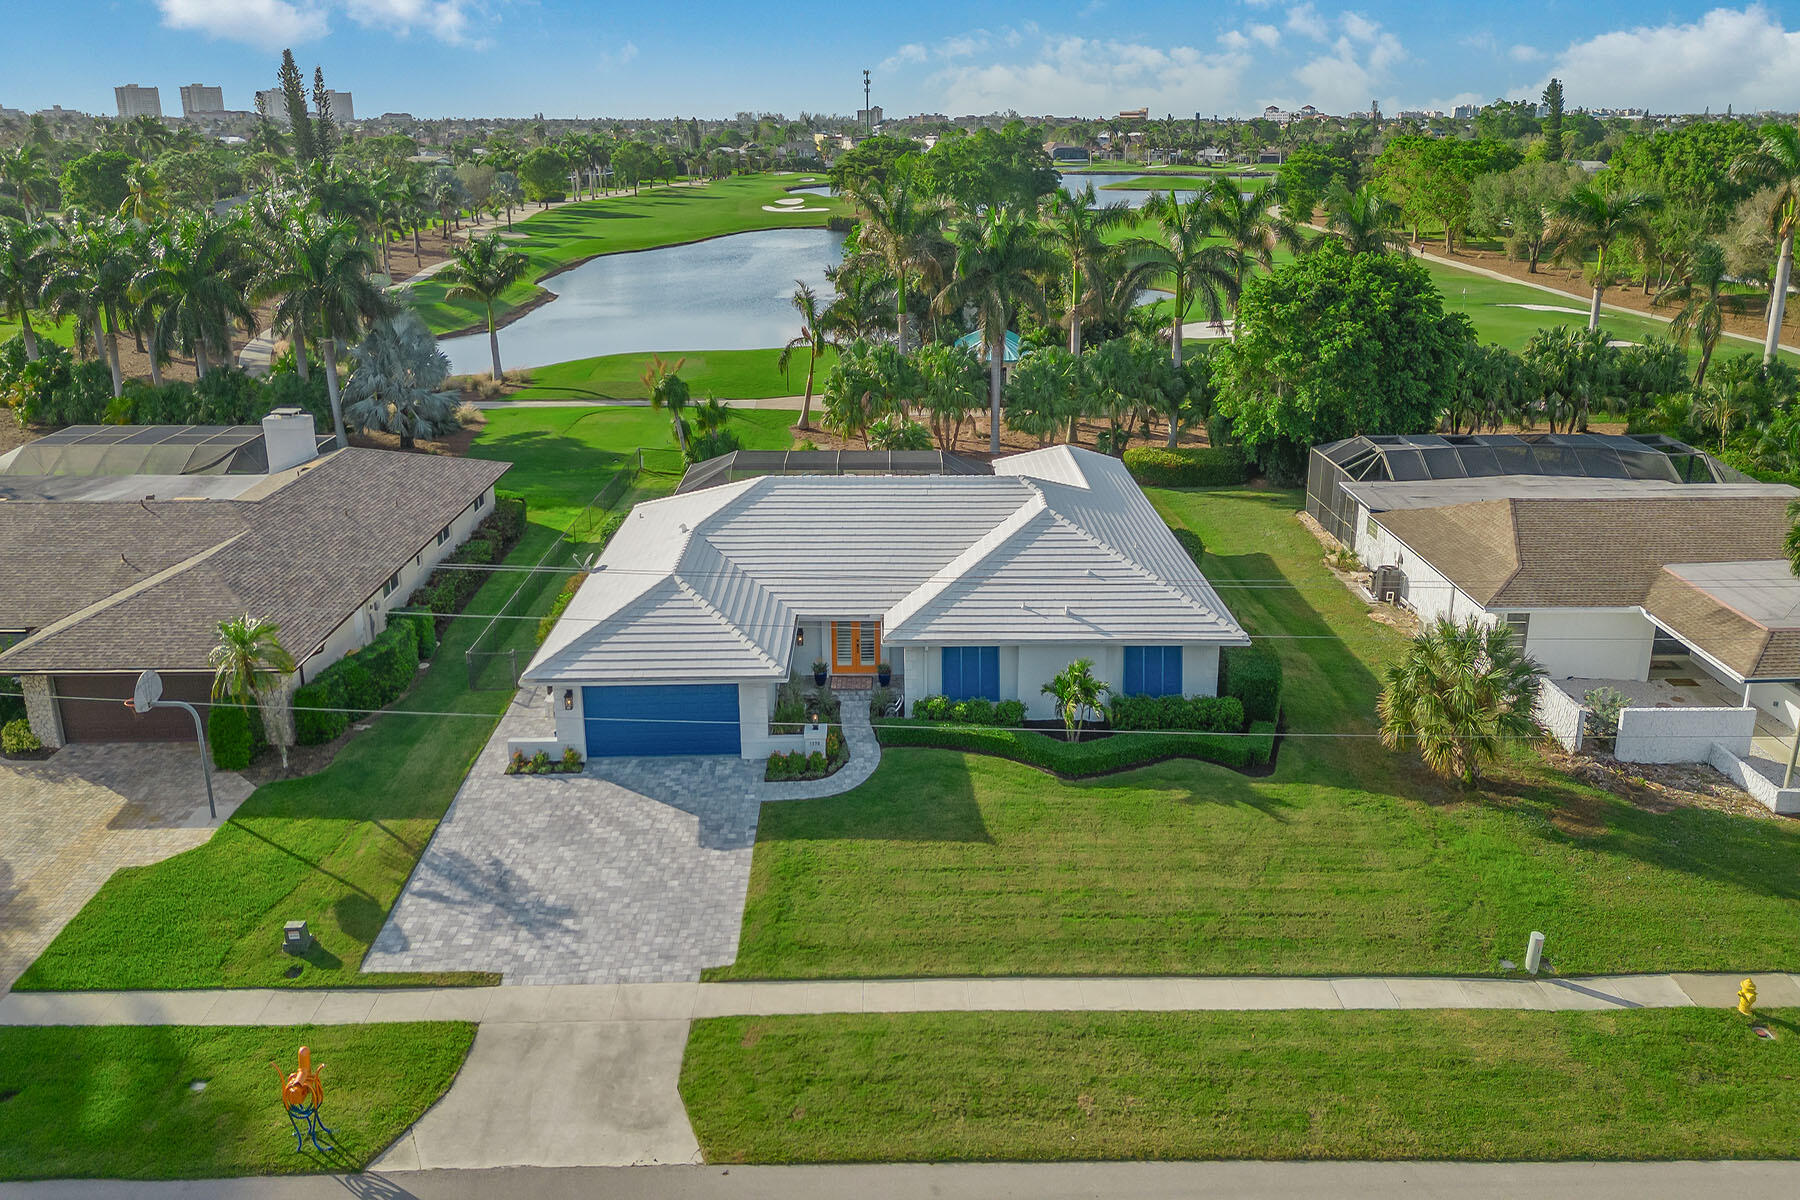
[1738,978,1758,1017]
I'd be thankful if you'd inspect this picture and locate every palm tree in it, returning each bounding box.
[1136,189,1238,367]
[1042,658,1109,742]
[1322,180,1404,254]
[259,215,387,446]
[209,614,297,767]
[777,280,840,430]
[1377,617,1543,788]
[842,168,951,352]
[341,310,463,451]
[936,209,1056,454]
[1730,121,1800,362]
[440,233,529,382]
[1664,241,1731,387]
[136,213,257,382]
[1547,183,1663,330]
[1039,184,1134,355]
[117,161,166,223]
[643,354,692,454]
[45,218,135,397]
[0,145,54,219]
[1205,177,1301,304]
[1690,357,1758,453]
[0,217,53,360]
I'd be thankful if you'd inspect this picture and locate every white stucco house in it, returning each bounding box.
[522,445,1249,759]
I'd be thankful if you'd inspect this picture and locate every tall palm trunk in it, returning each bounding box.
[292,321,310,381]
[486,303,503,381]
[1695,338,1716,389]
[799,352,817,430]
[322,338,347,448]
[1767,230,1794,362]
[1170,283,1186,368]
[148,350,161,387]
[195,340,209,379]
[1587,284,1604,332]
[103,309,123,398]
[988,331,1004,456]
[17,309,37,360]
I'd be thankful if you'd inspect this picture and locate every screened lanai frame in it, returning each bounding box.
[675,450,993,494]
[0,424,325,477]
[1304,432,1746,545]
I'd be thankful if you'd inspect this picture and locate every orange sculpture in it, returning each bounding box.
[272,1046,336,1153]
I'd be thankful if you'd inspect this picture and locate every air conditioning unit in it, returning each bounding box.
[1371,564,1406,605]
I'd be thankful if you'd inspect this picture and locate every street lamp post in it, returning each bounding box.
[128,669,217,821]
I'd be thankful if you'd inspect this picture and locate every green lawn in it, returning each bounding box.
[0,313,77,350]
[0,1022,472,1180]
[682,1008,1800,1163]
[514,346,838,402]
[708,486,1800,981]
[15,405,788,991]
[409,175,848,335]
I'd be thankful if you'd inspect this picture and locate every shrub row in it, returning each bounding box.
[507,747,584,775]
[1170,527,1205,567]
[765,730,847,781]
[1108,693,1244,733]
[536,573,587,646]
[407,494,529,622]
[293,616,429,746]
[876,719,1274,774]
[910,695,1028,726]
[1122,445,1249,488]
[1221,645,1283,723]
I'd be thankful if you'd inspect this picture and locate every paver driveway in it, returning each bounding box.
[365,690,764,985]
[0,744,252,991]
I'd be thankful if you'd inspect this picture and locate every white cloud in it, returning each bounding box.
[599,41,638,68]
[156,0,329,48]
[880,43,929,71]
[1340,11,1378,42]
[1542,4,1800,112]
[1508,43,1542,62]
[1282,14,1404,113]
[1285,3,1328,41]
[1219,30,1251,52]
[929,34,1249,116]
[342,0,478,45]
[1248,23,1281,48]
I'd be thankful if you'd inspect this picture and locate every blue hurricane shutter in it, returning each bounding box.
[1124,646,1145,695]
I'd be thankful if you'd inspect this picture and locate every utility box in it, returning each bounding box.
[283,920,314,956]
[1371,564,1406,605]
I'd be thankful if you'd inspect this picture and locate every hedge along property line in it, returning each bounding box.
[1220,644,1282,724]
[407,493,530,635]
[1122,445,1249,488]
[875,719,1277,775]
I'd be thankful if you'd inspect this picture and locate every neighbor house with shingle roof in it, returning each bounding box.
[523,445,1249,760]
[0,411,508,747]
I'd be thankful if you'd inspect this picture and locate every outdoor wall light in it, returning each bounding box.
[796,628,804,645]
[563,689,575,711]
[809,709,819,725]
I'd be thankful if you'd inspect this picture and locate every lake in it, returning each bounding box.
[439,227,846,375]
[1056,171,1253,208]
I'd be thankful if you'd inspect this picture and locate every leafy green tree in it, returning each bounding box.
[311,67,338,165]
[1004,345,1085,446]
[1086,333,1181,452]
[209,613,298,765]
[1469,161,1585,272]
[517,145,569,204]
[0,145,56,218]
[777,280,842,431]
[820,339,920,445]
[44,217,135,397]
[1213,242,1473,473]
[58,150,134,215]
[1042,658,1109,742]
[1378,617,1542,788]
[917,122,1058,212]
[1730,121,1800,363]
[1137,189,1237,366]
[1522,325,1618,432]
[0,217,53,360]
[825,134,923,192]
[1472,99,1540,142]
[259,215,387,446]
[1540,78,1565,162]
[1546,182,1662,329]
[1445,342,1532,433]
[1039,184,1140,355]
[341,310,464,450]
[1612,120,1760,216]
[937,208,1056,454]
[135,213,258,384]
[1276,144,1352,222]
[1690,357,1759,453]
[440,233,530,382]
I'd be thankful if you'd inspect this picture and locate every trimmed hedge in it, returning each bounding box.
[1122,446,1249,488]
[293,618,426,746]
[2,717,43,757]
[406,495,529,625]
[876,719,1273,774]
[1108,693,1244,733]
[910,696,1028,726]
[536,574,587,646]
[1221,645,1282,723]
[1170,527,1205,566]
[207,702,256,771]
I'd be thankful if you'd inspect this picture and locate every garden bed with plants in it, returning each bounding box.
[506,746,586,775]
[1,716,49,760]
[766,727,848,782]
[771,676,841,734]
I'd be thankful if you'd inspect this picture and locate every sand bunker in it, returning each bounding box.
[1497,302,1590,316]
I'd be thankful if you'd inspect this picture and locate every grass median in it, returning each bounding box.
[0,1022,473,1180]
[682,1007,1800,1163]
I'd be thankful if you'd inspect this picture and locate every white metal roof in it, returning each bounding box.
[524,445,1249,684]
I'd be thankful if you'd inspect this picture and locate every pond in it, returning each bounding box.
[1056,171,1254,208]
[438,227,846,375]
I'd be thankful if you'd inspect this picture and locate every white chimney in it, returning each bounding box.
[261,408,319,473]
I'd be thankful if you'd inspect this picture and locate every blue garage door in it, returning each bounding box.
[941,646,1000,701]
[582,684,741,757]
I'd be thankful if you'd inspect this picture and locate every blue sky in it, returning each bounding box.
[4,2,1800,120]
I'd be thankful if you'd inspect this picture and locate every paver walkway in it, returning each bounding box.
[0,745,251,992]
[7,970,1797,1026]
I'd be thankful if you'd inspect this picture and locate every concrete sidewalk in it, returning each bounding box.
[5,970,1797,1026]
[12,1159,1800,1199]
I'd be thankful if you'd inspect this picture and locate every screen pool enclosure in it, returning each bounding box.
[1305,432,1746,545]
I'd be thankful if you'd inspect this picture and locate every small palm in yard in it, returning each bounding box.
[442,233,529,382]
[1377,618,1543,788]
[778,280,840,431]
[643,354,692,454]
[209,615,297,767]
[1042,658,1109,742]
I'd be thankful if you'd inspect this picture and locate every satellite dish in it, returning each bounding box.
[130,669,164,714]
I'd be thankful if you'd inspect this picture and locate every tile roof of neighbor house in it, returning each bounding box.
[524,445,1250,685]
[0,447,509,674]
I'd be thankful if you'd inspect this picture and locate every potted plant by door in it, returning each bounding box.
[812,659,829,686]
[877,660,892,686]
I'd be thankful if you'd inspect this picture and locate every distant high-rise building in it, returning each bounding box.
[254,89,285,124]
[179,84,224,119]
[114,84,162,119]
[324,90,354,123]
[855,105,882,126]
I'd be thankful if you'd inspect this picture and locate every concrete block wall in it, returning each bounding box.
[1707,742,1800,815]
[1614,705,1756,764]
[1534,679,1585,752]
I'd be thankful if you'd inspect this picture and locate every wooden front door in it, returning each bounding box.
[830,621,880,674]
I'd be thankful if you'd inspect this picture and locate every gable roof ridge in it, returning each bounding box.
[1028,477,1233,621]
[883,490,1048,635]
[672,573,785,673]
